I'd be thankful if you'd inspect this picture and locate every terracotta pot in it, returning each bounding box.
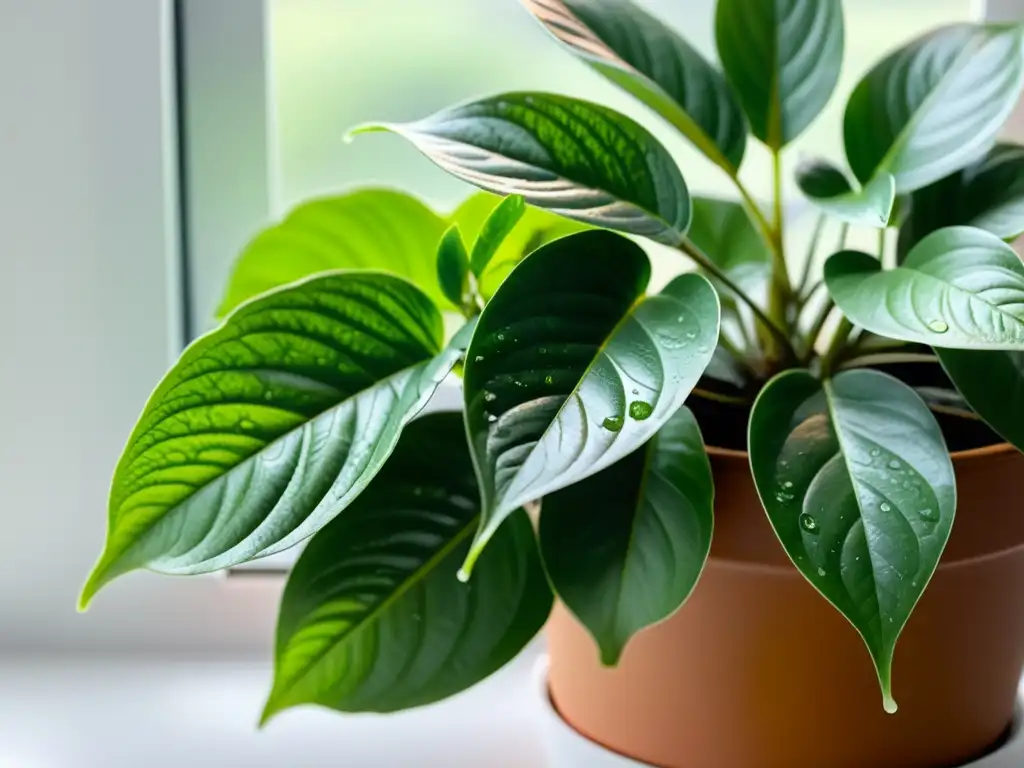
[548,444,1024,768]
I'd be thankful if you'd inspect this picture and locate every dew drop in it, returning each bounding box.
[697,345,710,354]
[603,415,624,432]
[870,449,880,458]
[544,375,554,385]
[782,481,794,490]
[483,391,497,402]
[880,502,892,512]
[817,567,827,577]
[928,319,949,334]
[474,355,485,363]
[776,492,795,503]
[632,388,640,396]
[911,581,918,588]
[629,401,653,420]
[486,413,498,423]
[497,333,506,341]
[799,513,819,533]
[888,459,901,470]
[686,331,697,339]
[919,507,937,522]
[676,315,686,323]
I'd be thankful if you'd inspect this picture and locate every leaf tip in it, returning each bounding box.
[258,698,281,729]
[344,122,394,143]
[598,644,624,668]
[882,692,899,715]
[77,556,117,612]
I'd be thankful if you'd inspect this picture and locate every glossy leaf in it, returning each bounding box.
[901,144,1024,257]
[262,413,551,720]
[218,189,449,316]
[540,407,714,665]
[796,158,895,228]
[436,225,471,308]
[716,0,844,148]
[844,24,1024,194]
[354,93,691,245]
[938,349,1024,451]
[80,273,471,608]
[825,227,1024,350]
[461,230,720,575]
[470,194,526,277]
[749,369,955,712]
[449,191,590,298]
[523,0,747,171]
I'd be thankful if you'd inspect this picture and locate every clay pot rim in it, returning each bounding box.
[704,441,1021,573]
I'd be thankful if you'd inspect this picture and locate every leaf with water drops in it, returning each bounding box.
[900,144,1024,259]
[80,273,473,608]
[262,413,551,721]
[716,0,844,148]
[938,348,1024,452]
[461,230,719,575]
[825,227,1024,350]
[217,189,450,317]
[844,24,1024,194]
[796,158,895,228]
[749,369,955,712]
[522,0,747,172]
[353,92,691,245]
[539,407,713,665]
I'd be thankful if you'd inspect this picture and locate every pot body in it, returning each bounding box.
[547,446,1024,768]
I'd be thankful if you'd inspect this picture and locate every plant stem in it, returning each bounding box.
[878,227,890,269]
[803,298,835,361]
[821,316,854,376]
[797,214,826,296]
[767,149,792,329]
[678,239,794,357]
[692,387,750,406]
[839,352,939,370]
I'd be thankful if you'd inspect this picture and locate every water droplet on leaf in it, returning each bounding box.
[497,333,506,341]
[888,460,901,470]
[799,513,819,533]
[486,413,498,423]
[474,355,485,363]
[686,331,697,339]
[817,567,826,577]
[545,375,554,385]
[928,320,949,334]
[880,502,892,512]
[782,481,794,490]
[870,449,880,457]
[484,391,497,402]
[602,415,624,432]
[919,508,937,522]
[628,401,653,420]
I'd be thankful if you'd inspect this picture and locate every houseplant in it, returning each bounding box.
[79,0,1024,764]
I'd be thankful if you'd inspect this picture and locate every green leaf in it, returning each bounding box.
[749,369,955,712]
[461,230,720,575]
[470,194,526,277]
[436,225,471,309]
[523,0,747,172]
[824,227,1024,350]
[354,92,691,245]
[217,189,449,317]
[262,412,551,721]
[79,273,473,608]
[715,0,844,148]
[539,406,713,666]
[449,192,590,298]
[901,144,1024,258]
[796,158,896,228]
[938,348,1024,451]
[844,24,1024,194]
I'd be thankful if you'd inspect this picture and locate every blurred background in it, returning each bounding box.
[0,0,1012,766]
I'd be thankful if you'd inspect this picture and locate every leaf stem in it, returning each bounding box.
[678,239,794,358]
[797,213,826,297]
[803,299,835,362]
[767,150,792,329]
[692,386,750,406]
[821,316,854,376]
[839,352,939,370]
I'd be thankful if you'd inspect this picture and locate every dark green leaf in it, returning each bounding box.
[749,369,955,712]
[844,24,1024,194]
[523,0,747,171]
[436,225,471,308]
[900,144,1024,258]
[80,274,471,608]
[218,189,449,316]
[449,191,590,298]
[354,93,691,245]
[461,230,720,574]
[825,227,1024,350]
[716,0,844,148]
[262,413,551,720]
[938,348,1024,451]
[469,195,526,277]
[540,406,713,665]
[796,158,895,228]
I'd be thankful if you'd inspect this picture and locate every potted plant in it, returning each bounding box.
[79,0,1024,765]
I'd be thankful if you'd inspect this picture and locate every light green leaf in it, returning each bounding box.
[523,0,747,171]
[938,348,1024,451]
[716,0,844,148]
[436,225,471,309]
[354,92,691,245]
[470,194,526,277]
[261,412,551,720]
[825,227,1024,350]
[218,189,449,316]
[901,144,1024,258]
[796,158,896,228]
[449,192,591,298]
[749,369,955,712]
[539,406,713,666]
[461,230,720,575]
[844,24,1024,194]
[80,273,473,608]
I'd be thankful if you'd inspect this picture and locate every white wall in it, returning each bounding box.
[0,0,278,654]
